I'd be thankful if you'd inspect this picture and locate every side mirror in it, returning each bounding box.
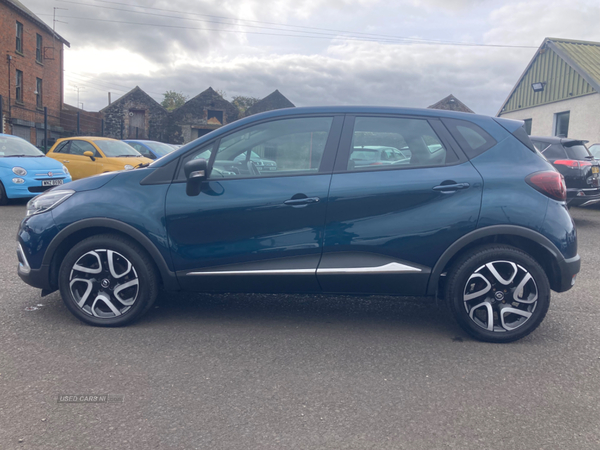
[184,158,208,196]
[83,151,96,161]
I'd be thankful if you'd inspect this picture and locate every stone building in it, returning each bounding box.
[428,94,474,113]
[0,0,70,146]
[497,38,600,142]
[100,86,168,141]
[166,87,239,144]
[245,90,295,117]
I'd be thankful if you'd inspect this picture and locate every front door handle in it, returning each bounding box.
[284,197,320,206]
[62,160,70,163]
[433,182,470,192]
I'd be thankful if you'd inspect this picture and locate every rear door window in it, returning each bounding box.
[346,116,458,171]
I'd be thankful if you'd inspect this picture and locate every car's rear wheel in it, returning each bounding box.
[58,234,158,326]
[0,181,8,205]
[445,245,550,343]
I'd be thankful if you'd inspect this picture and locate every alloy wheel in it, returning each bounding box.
[463,260,538,333]
[69,249,139,318]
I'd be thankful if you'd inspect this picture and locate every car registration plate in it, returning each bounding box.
[592,166,599,174]
[42,179,64,187]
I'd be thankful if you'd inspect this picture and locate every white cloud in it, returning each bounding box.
[24,0,597,116]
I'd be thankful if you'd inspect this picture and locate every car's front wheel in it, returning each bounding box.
[445,245,550,343]
[58,234,158,326]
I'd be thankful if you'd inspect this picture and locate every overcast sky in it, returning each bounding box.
[27,0,600,115]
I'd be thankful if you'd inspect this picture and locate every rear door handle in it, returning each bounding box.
[433,182,470,192]
[62,160,70,163]
[284,197,320,206]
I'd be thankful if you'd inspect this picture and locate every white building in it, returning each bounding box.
[497,38,600,145]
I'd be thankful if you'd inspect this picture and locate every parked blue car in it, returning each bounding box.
[123,140,176,160]
[16,107,579,342]
[0,134,71,205]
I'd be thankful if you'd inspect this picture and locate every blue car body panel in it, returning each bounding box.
[15,106,579,298]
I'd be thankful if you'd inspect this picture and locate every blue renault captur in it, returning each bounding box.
[16,107,580,342]
[0,134,71,205]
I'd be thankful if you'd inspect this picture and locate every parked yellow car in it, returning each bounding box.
[46,137,152,180]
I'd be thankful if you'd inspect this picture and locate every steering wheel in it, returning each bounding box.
[247,160,261,176]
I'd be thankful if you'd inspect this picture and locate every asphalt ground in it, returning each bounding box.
[1,200,599,450]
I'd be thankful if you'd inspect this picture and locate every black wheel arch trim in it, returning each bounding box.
[43,218,180,291]
[427,225,575,296]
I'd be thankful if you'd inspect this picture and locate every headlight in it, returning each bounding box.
[12,167,27,176]
[27,190,75,216]
[62,165,69,175]
[124,165,134,170]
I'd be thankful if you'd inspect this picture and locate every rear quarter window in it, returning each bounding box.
[442,118,497,159]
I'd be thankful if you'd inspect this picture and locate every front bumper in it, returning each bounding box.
[17,242,54,291]
[5,176,70,199]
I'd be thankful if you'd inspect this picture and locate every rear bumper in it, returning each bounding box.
[554,254,581,293]
[567,190,600,207]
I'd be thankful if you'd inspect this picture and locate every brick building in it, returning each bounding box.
[245,89,295,117]
[428,94,474,113]
[0,0,70,146]
[166,87,239,144]
[100,86,168,141]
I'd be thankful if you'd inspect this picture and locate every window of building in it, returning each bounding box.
[16,70,23,103]
[36,78,43,108]
[523,119,532,135]
[36,34,43,63]
[16,22,23,53]
[207,110,224,125]
[554,111,570,137]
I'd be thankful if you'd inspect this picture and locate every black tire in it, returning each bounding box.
[58,234,158,326]
[0,181,8,205]
[445,245,550,343]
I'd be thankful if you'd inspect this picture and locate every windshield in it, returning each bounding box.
[95,140,142,157]
[0,136,44,157]
[144,141,175,157]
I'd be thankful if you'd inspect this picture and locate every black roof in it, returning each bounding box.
[529,136,588,146]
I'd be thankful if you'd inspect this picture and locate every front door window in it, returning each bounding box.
[204,116,333,178]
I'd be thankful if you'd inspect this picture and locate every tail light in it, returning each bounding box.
[554,159,592,168]
[526,171,567,201]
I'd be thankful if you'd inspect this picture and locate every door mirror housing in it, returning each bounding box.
[184,158,208,196]
[83,151,96,161]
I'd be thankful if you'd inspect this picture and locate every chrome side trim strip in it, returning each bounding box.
[186,262,422,276]
[318,262,421,274]
[187,268,314,276]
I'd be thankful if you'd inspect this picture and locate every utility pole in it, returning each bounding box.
[73,86,85,109]
[53,7,68,31]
